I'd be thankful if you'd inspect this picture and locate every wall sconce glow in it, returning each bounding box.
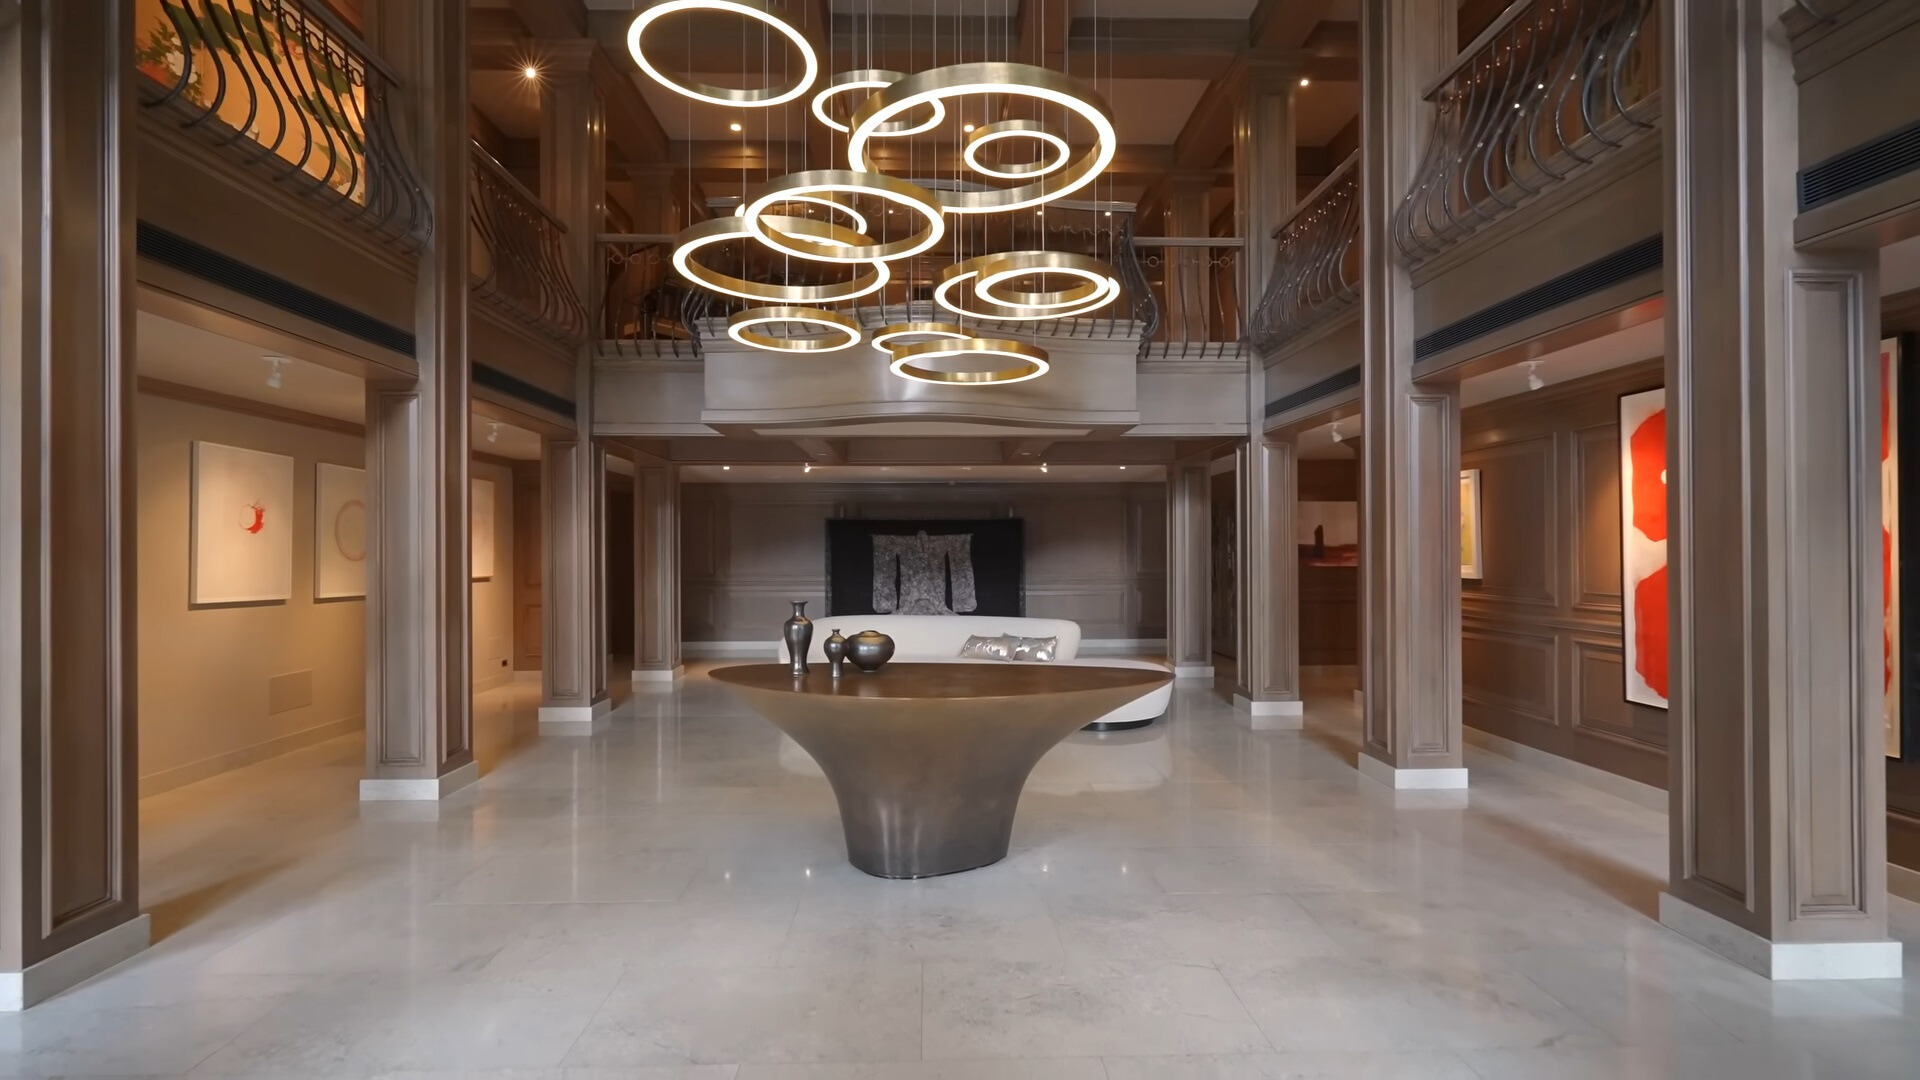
[1299,77,1310,87]
[627,0,819,107]
[803,462,813,473]
[263,356,288,389]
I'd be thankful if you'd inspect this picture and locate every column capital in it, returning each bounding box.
[1241,51,1302,85]
[531,38,599,76]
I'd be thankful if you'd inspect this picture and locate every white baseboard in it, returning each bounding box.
[1462,726,1666,812]
[1232,694,1304,729]
[1357,752,1469,790]
[1659,893,1903,980]
[473,669,513,693]
[538,697,614,735]
[139,714,363,798]
[359,760,479,802]
[632,665,685,682]
[512,669,542,683]
[0,914,150,1011]
[1172,663,1215,680]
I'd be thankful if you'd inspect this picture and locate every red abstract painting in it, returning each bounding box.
[1620,389,1668,709]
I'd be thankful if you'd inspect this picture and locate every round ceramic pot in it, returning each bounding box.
[845,630,895,673]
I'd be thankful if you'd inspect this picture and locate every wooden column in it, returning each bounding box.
[361,0,475,800]
[1235,438,1302,724]
[1234,57,1298,303]
[1167,463,1214,680]
[537,42,611,731]
[1657,0,1898,980]
[633,465,683,683]
[1357,0,1463,789]
[0,0,147,1010]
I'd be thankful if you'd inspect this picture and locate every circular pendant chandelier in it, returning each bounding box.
[673,215,890,304]
[887,336,1051,385]
[963,120,1071,180]
[869,321,971,355]
[934,252,1123,321]
[846,62,1117,213]
[740,170,946,263]
[627,0,819,107]
[727,306,863,353]
[811,69,945,136]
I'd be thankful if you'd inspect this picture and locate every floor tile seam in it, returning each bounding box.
[553,959,645,1070]
[1207,948,1282,1054]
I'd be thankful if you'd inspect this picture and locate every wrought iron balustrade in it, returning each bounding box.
[1393,0,1659,263]
[1247,152,1360,355]
[1132,236,1245,361]
[600,235,711,358]
[469,144,589,345]
[136,0,429,251]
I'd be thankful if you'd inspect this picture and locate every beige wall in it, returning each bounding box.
[137,393,521,795]
[471,459,516,691]
[681,482,1168,645]
[136,394,369,796]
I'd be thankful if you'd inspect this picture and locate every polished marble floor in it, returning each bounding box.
[8,665,1920,1078]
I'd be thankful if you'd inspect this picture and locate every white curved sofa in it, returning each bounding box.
[774,615,1171,729]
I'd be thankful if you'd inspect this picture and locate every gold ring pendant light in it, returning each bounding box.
[673,215,891,304]
[887,337,1052,385]
[728,306,863,353]
[627,0,819,107]
[736,194,869,236]
[934,252,1123,321]
[811,69,945,135]
[962,119,1071,179]
[869,322,971,355]
[847,62,1118,213]
[741,169,945,263]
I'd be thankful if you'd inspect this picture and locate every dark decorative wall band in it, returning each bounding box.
[1800,117,1920,213]
[1413,235,1663,361]
[135,221,417,356]
[1265,364,1361,418]
[473,364,576,421]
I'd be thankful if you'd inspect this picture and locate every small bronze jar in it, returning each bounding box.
[845,630,895,673]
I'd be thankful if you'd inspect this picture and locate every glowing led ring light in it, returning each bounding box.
[627,0,818,107]
[742,169,945,263]
[963,119,1071,180]
[888,336,1052,385]
[934,252,1122,321]
[976,251,1120,310]
[848,62,1117,213]
[869,321,971,355]
[673,215,890,304]
[735,193,868,236]
[727,306,862,353]
[811,69,945,136]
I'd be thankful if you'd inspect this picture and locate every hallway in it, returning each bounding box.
[5,672,1916,1077]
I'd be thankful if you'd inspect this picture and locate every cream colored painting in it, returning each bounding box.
[1460,468,1483,580]
[315,462,367,600]
[191,441,294,605]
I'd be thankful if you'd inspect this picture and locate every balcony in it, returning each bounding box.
[469,142,589,347]
[135,0,429,254]
[1247,151,1360,358]
[1393,0,1660,264]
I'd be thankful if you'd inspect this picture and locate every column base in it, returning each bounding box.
[538,696,614,735]
[359,760,479,802]
[1233,694,1303,729]
[1356,752,1468,789]
[1173,663,1216,680]
[1658,893,1903,981]
[632,665,685,683]
[1,914,150,1011]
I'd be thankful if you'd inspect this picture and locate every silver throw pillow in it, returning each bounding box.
[1005,635,1059,662]
[957,634,1014,661]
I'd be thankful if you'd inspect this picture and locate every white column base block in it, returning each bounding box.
[632,666,685,683]
[1356,752,1469,789]
[0,914,150,1011]
[1659,893,1904,981]
[359,760,479,802]
[1173,664,1216,680]
[1352,689,1365,707]
[1233,694,1304,729]
[538,697,614,735]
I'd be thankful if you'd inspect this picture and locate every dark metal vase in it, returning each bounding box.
[823,628,848,680]
[846,630,895,673]
[783,601,813,676]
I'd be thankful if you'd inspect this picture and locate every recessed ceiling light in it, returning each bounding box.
[963,123,975,132]
[1299,77,1310,87]
[722,465,731,471]
[729,121,742,132]
[523,65,539,80]
[1118,465,1127,470]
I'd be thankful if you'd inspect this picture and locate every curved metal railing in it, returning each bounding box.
[599,235,711,358]
[1132,236,1244,361]
[135,0,429,252]
[1247,151,1360,355]
[1392,0,1659,263]
[469,143,589,345]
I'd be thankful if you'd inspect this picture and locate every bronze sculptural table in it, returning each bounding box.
[711,663,1172,879]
